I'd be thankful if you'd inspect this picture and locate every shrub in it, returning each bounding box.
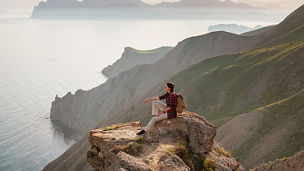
[218,147,233,158]
[203,157,216,171]
[135,137,143,144]
[167,139,189,158]
[168,147,177,155]
[111,142,142,156]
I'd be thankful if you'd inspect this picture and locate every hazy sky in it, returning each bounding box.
[0,0,302,17]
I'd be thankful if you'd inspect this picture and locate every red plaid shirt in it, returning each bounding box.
[159,91,177,119]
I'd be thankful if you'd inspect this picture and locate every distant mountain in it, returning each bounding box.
[31,0,151,18]
[208,24,263,34]
[33,0,150,9]
[31,0,256,19]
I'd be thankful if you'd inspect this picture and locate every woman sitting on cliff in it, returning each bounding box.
[136,82,177,135]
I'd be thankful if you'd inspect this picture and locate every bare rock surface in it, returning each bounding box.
[87,112,244,171]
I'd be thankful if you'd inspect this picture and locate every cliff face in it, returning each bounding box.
[87,112,244,171]
[101,46,172,78]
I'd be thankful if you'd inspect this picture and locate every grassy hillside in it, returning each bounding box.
[173,33,304,126]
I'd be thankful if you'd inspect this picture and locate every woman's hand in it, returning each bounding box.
[144,99,149,104]
[156,110,165,117]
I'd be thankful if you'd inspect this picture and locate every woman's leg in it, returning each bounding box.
[138,101,167,135]
[143,113,168,131]
[152,100,167,116]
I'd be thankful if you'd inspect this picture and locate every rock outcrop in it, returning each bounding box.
[101,46,172,78]
[249,150,304,171]
[87,112,244,171]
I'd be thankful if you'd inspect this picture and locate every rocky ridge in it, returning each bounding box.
[87,112,244,171]
[249,150,304,171]
[101,46,172,78]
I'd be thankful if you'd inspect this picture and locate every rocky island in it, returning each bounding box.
[208,24,263,34]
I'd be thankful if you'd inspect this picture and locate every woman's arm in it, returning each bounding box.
[155,106,171,116]
[144,97,159,104]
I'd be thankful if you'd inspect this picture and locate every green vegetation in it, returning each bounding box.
[111,142,142,156]
[167,140,217,170]
[102,125,121,131]
[281,156,288,161]
[202,157,216,171]
[172,39,304,127]
[218,146,233,158]
[167,147,177,155]
[135,136,143,144]
[167,140,190,158]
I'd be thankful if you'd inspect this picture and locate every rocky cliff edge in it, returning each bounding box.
[87,112,244,171]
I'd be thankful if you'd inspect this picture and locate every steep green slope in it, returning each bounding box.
[258,4,304,44]
[106,23,304,126]
[173,31,304,126]
[169,23,304,171]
